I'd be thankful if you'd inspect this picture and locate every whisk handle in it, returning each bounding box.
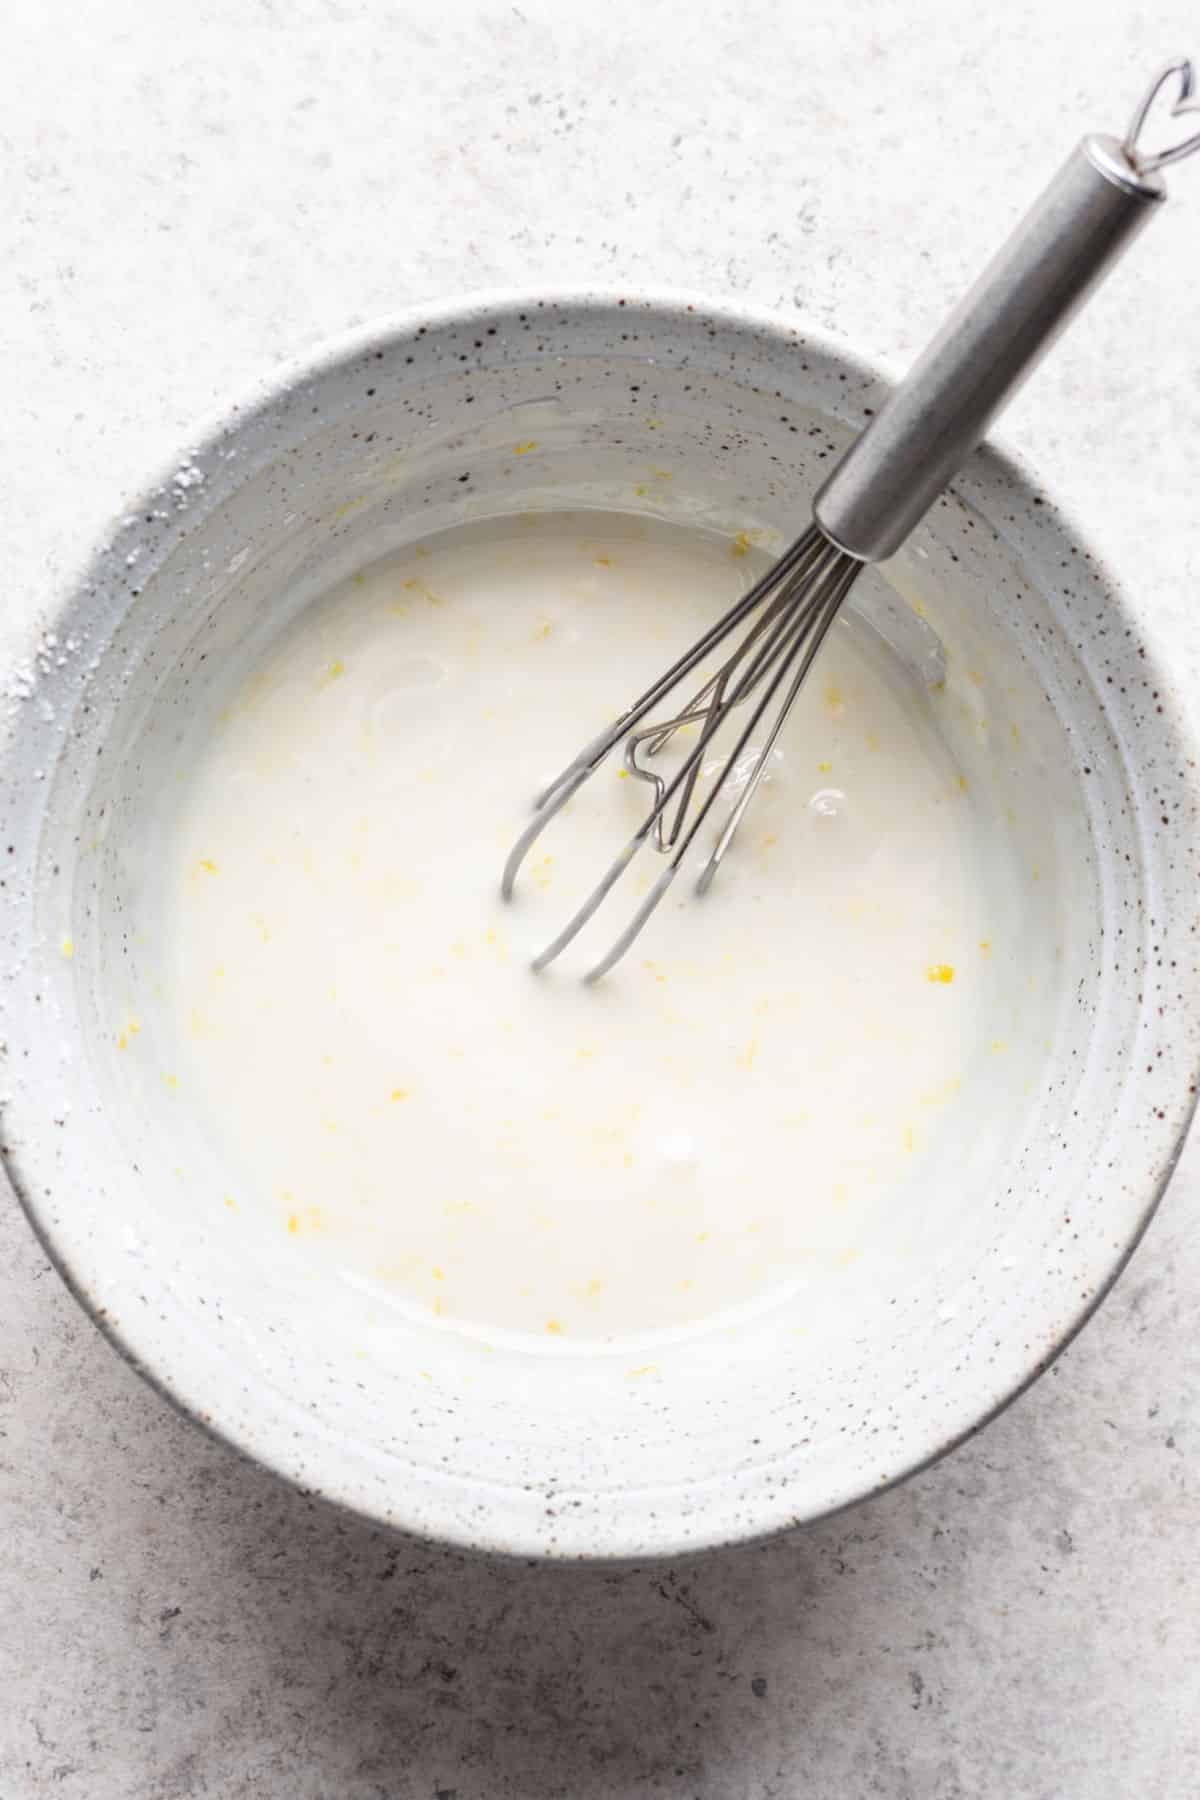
[813,134,1165,563]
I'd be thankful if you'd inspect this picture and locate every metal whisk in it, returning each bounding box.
[503,60,1200,980]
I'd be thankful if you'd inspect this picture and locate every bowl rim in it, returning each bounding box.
[4,283,1200,1560]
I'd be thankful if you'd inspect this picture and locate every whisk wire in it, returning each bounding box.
[582,548,859,982]
[512,523,862,980]
[696,557,859,893]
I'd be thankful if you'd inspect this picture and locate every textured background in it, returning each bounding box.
[2,2,1199,1794]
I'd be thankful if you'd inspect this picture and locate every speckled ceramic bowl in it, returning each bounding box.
[2,294,1198,1560]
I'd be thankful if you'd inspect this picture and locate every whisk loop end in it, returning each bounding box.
[502,523,863,979]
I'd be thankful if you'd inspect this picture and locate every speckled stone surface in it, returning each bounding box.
[3,1,1200,1794]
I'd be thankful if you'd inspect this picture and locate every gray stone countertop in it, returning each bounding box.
[2,2,1198,1794]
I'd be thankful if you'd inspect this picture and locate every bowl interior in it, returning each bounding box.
[3,297,1197,1558]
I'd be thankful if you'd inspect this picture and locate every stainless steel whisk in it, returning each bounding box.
[503,60,1200,980]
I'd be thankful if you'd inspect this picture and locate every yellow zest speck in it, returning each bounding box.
[912,598,927,618]
[585,1278,604,1297]
[328,659,345,680]
[617,767,629,779]
[402,578,444,606]
[957,774,969,792]
[545,1318,564,1335]
[223,1195,237,1212]
[991,1039,1009,1053]
[817,760,832,773]
[432,1266,445,1281]
[197,859,218,875]
[927,964,955,984]
[535,619,553,639]
[287,1212,299,1235]
[653,468,672,480]
[162,1073,178,1091]
[979,940,992,956]
[513,440,538,455]
[60,935,74,960]
[903,1125,915,1152]
[390,1087,409,1102]
[731,530,753,558]
[595,554,612,567]
[634,483,648,497]
[866,731,881,753]
[628,1364,657,1379]
[823,682,845,718]
[737,1038,758,1070]
[1010,722,1021,744]
[433,1296,446,1317]
[761,834,777,850]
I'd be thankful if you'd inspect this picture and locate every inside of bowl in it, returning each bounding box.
[19,308,1165,1553]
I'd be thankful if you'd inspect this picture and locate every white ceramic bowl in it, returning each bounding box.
[3,294,1198,1560]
